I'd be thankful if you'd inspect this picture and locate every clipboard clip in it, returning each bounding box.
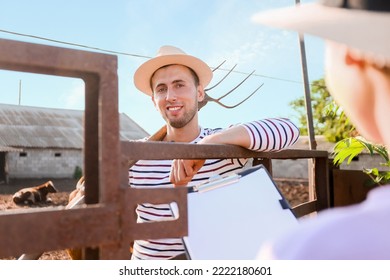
[191,173,241,193]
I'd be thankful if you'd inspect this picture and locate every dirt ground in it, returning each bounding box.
[0,178,78,260]
[0,177,308,260]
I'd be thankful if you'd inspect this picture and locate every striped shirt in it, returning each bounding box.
[129,118,299,260]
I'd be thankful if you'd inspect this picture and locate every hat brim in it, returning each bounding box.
[134,54,213,96]
[252,3,390,59]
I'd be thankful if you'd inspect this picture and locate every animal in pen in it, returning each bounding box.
[12,181,57,205]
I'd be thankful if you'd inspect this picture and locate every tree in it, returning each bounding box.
[289,78,356,142]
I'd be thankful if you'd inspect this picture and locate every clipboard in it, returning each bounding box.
[182,165,298,260]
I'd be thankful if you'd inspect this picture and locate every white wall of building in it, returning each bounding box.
[7,148,82,178]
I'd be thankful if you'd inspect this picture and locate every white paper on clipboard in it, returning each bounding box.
[183,165,298,260]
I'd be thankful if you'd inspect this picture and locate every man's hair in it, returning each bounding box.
[149,64,200,93]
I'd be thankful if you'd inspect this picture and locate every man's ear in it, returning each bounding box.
[345,49,366,68]
[151,95,158,109]
[197,85,205,102]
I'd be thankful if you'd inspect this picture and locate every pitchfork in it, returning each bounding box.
[201,62,263,110]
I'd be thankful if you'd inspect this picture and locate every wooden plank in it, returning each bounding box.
[314,157,330,211]
[332,169,378,207]
[292,201,317,218]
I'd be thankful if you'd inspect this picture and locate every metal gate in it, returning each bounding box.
[0,38,330,259]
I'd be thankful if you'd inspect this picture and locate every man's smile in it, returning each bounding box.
[167,105,183,112]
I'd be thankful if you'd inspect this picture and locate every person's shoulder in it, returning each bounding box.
[257,210,345,259]
[259,197,390,259]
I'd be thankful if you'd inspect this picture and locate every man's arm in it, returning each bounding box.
[170,118,300,186]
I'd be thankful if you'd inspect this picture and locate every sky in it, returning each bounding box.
[0,0,324,135]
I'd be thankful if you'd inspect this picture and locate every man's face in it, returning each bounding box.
[151,65,204,128]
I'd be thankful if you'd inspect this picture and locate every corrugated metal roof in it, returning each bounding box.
[0,103,149,149]
[0,145,22,152]
[119,113,149,141]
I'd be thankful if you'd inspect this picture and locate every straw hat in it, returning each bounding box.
[134,45,213,96]
[252,0,390,60]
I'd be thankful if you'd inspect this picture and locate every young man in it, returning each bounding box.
[130,45,300,259]
[253,0,390,259]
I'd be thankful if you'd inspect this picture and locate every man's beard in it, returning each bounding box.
[166,104,198,129]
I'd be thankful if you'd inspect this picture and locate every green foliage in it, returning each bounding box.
[73,165,83,180]
[333,137,366,165]
[289,78,356,142]
[333,137,390,185]
[291,77,390,185]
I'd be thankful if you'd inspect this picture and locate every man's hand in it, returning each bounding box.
[169,126,251,187]
[170,158,205,187]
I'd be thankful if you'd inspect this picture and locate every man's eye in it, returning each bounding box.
[156,87,167,93]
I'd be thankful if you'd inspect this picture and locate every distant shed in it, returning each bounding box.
[0,103,148,182]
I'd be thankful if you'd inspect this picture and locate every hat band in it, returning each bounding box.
[321,0,390,12]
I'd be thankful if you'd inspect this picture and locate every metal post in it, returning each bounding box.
[296,0,317,201]
[295,0,316,150]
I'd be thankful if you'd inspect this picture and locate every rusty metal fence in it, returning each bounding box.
[0,39,330,259]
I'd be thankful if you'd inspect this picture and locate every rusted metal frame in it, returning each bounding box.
[0,39,191,260]
[122,187,188,241]
[0,38,123,259]
[82,75,101,259]
[0,205,117,258]
[121,141,328,160]
[253,158,273,175]
[82,60,123,259]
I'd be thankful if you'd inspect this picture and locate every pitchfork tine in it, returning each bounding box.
[211,60,226,72]
[212,69,257,102]
[214,83,264,109]
[206,64,238,91]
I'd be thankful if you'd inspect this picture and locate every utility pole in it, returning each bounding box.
[295,0,316,150]
[295,0,317,203]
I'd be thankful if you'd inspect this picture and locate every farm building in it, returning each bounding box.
[0,103,148,182]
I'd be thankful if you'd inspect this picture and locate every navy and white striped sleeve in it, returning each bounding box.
[241,118,300,151]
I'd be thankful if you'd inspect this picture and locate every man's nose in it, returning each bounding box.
[166,88,177,101]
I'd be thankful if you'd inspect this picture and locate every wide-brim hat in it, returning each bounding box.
[134,45,213,96]
[251,1,390,60]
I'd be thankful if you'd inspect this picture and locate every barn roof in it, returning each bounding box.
[0,103,149,150]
